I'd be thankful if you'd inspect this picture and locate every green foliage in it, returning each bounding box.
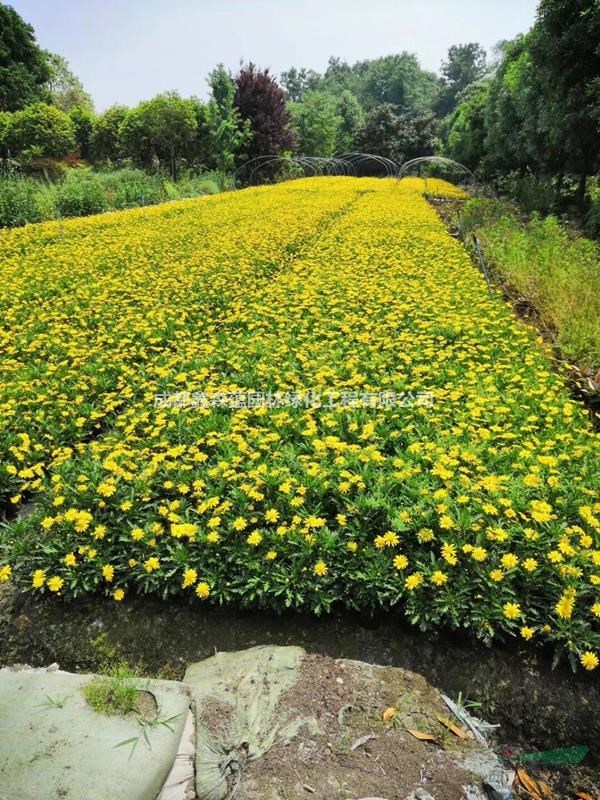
[335,90,363,153]
[443,82,490,171]
[83,664,140,716]
[0,4,50,111]
[0,174,43,227]
[358,105,437,164]
[92,105,128,163]
[4,102,76,161]
[205,65,251,178]
[69,105,95,161]
[461,197,600,368]
[55,169,108,217]
[119,92,199,180]
[281,67,321,103]
[291,91,340,157]
[45,53,93,113]
[436,43,487,116]
[585,181,600,239]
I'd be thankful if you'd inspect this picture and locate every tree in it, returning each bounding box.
[46,53,93,112]
[357,104,437,165]
[4,102,76,160]
[92,104,128,163]
[529,0,600,204]
[205,64,251,179]
[290,91,341,156]
[280,67,321,102]
[119,93,198,179]
[335,90,363,153]
[357,103,405,163]
[234,63,295,164]
[436,43,487,116]
[69,105,95,160]
[357,53,439,113]
[0,3,50,111]
[443,82,490,171]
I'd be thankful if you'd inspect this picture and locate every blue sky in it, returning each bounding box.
[12,0,539,110]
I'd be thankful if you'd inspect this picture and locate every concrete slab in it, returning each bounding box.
[0,669,191,800]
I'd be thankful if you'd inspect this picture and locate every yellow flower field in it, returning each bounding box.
[0,177,598,667]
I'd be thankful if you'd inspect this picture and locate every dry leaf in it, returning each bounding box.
[573,793,595,800]
[382,707,397,721]
[516,769,542,799]
[437,715,468,739]
[406,729,436,742]
[537,781,553,799]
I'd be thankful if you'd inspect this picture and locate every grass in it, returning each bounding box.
[83,664,140,716]
[0,167,223,228]
[459,197,600,371]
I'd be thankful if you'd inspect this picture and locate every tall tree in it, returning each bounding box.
[69,105,95,160]
[280,67,321,103]
[119,93,198,178]
[234,63,295,164]
[0,3,50,111]
[443,81,491,171]
[290,91,341,157]
[335,90,363,153]
[436,43,487,116]
[529,0,600,204]
[46,53,93,112]
[205,65,251,180]
[358,53,439,113]
[92,104,128,163]
[4,102,76,160]
[358,104,437,164]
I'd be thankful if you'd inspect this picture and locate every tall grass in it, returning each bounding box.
[461,198,600,369]
[0,167,222,228]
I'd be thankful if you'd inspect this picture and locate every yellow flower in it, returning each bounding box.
[555,592,575,619]
[591,602,600,618]
[313,560,328,577]
[346,541,358,553]
[503,602,521,620]
[471,547,487,562]
[113,588,125,601]
[405,572,423,591]
[430,570,448,586]
[520,627,534,640]
[64,553,77,567]
[47,576,64,592]
[266,550,277,560]
[232,517,247,531]
[489,569,504,582]
[182,568,198,588]
[32,569,46,588]
[441,543,457,565]
[102,564,114,582]
[523,558,538,572]
[580,651,599,671]
[247,531,263,546]
[144,557,160,573]
[131,527,145,541]
[207,531,220,543]
[501,554,519,569]
[195,582,210,599]
[0,565,12,583]
[393,554,409,570]
[265,509,279,523]
[336,514,347,526]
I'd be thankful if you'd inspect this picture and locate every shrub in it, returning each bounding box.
[0,175,43,227]
[98,168,166,209]
[55,169,108,217]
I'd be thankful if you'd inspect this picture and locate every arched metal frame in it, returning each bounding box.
[396,156,475,183]
[231,153,473,188]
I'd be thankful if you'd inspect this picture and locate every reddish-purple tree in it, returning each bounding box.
[234,64,296,166]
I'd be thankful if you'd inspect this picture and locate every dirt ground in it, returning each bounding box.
[199,653,489,800]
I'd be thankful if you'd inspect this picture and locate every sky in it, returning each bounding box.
[12,0,539,111]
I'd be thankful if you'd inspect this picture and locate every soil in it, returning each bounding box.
[234,653,487,800]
